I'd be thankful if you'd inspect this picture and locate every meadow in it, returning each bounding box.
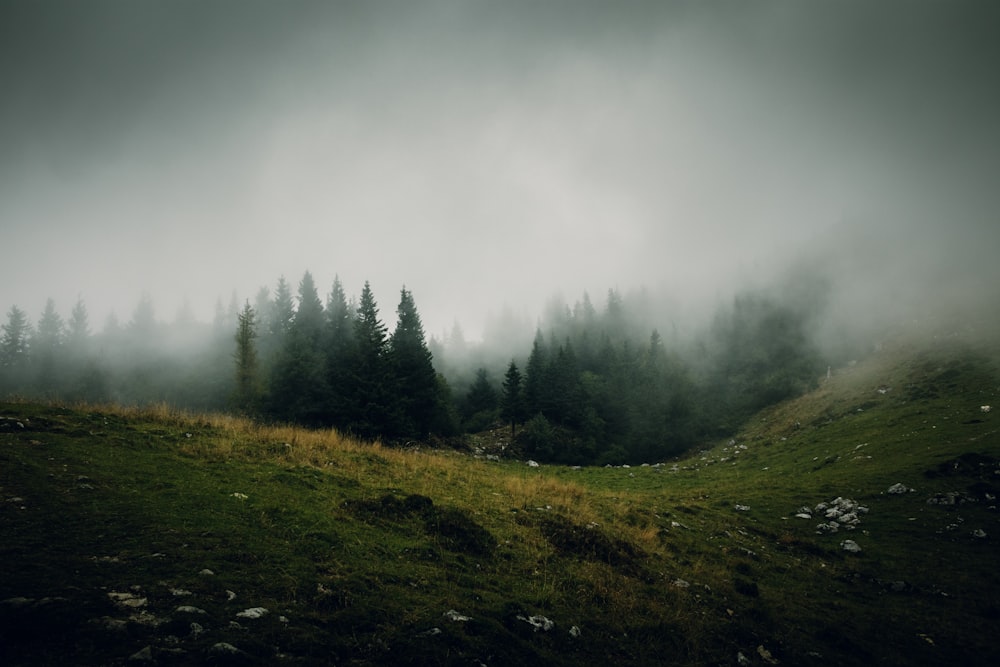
[2,331,998,666]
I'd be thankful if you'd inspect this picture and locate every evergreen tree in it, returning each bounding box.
[233,301,261,414]
[462,367,498,429]
[323,276,354,427]
[67,297,90,350]
[388,286,440,438]
[500,360,526,438]
[293,271,324,343]
[345,281,391,439]
[33,298,65,394]
[1,305,32,392]
[523,329,547,416]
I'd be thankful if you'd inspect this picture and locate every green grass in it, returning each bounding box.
[2,332,999,665]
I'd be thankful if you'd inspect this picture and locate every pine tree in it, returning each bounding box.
[500,360,526,438]
[293,271,324,343]
[33,299,65,394]
[462,367,498,429]
[388,286,439,438]
[345,281,391,439]
[233,301,261,414]
[1,305,32,392]
[323,276,354,427]
[67,297,90,350]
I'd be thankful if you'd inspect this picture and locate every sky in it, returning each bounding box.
[2,0,999,342]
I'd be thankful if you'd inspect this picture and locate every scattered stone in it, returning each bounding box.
[734,504,750,512]
[526,460,540,468]
[972,529,987,539]
[231,492,248,500]
[840,539,862,553]
[169,588,192,597]
[672,578,690,588]
[737,651,751,666]
[235,607,268,619]
[757,644,779,664]
[887,483,913,494]
[981,405,992,413]
[128,646,154,663]
[226,590,237,601]
[569,625,581,638]
[175,605,207,615]
[209,642,244,656]
[417,627,442,637]
[199,569,215,576]
[443,609,471,622]
[108,592,147,609]
[518,614,555,632]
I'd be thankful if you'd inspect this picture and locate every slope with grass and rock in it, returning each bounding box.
[1,330,999,666]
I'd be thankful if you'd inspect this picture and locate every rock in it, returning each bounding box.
[175,605,207,615]
[199,569,215,576]
[757,644,779,664]
[734,504,750,511]
[569,625,581,638]
[840,539,862,553]
[128,646,154,663]
[526,460,540,468]
[209,642,244,656]
[972,529,987,539]
[443,609,471,622]
[887,483,910,494]
[235,607,268,619]
[518,614,555,631]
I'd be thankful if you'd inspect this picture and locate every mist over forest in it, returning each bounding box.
[4,218,996,466]
[3,2,999,463]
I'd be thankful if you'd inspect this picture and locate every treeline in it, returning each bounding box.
[1,273,828,463]
[446,287,826,465]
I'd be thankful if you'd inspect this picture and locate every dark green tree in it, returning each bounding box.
[462,367,498,430]
[1,305,32,392]
[345,281,392,439]
[388,286,441,439]
[323,276,354,427]
[233,301,261,414]
[293,271,324,343]
[500,360,526,438]
[33,299,65,394]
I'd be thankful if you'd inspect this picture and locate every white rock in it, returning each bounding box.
[972,529,987,539]
[210,643,243,655]
[526,460,540,468]
[518,614,554,631]
[175,605,206,615]
[236,607,268,619]
[443,609,471,622]
[840,539,862,553]
[887,483,910,494]
[569,625,581,638]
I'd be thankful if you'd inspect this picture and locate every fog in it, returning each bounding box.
[2,0,999,346]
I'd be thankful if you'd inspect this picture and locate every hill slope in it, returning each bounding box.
[2,332,998,666]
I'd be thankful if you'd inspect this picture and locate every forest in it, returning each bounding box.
[0,271,829,465]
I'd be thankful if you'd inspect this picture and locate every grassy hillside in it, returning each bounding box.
[2,331,999,666]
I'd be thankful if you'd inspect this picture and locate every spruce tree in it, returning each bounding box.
[233,302,261,414]
[33,299,65,394]
[388,286,439,438]
[462,367,498,429]
[0,305,32,392]
[345,281,391,439]
[500,360,526,438]
[323,276,354,427]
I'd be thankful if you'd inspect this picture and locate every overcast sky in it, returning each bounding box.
[2,0,998,341]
